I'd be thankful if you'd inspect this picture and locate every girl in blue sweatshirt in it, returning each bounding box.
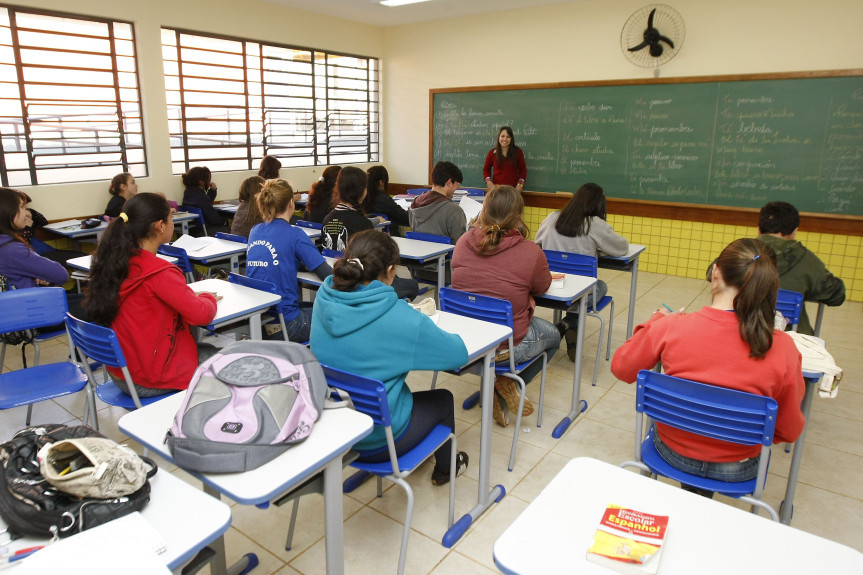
[310,230,469,485]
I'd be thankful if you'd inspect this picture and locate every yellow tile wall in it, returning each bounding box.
[523,206,862,302]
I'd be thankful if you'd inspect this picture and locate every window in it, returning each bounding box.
[0,6,146,186]
[162,28,379,174]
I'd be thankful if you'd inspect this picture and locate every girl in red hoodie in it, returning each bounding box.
[85,193,218,397]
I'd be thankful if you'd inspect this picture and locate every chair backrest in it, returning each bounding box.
[322,249,344,259]
[635,370,778,448]
[157,244,195,280]
[228,272,277,295]
[405,231,450,245]
[215,232,247,244]
[182,205,207,236]
[29,237,54,256]
[439,287,513,329]
[0,287,68,333]
[776,289,803,330]
[65,313,127,370]
[406,188,429,196]
[460,188,485,197]
[323,365,391,427]
[296,220,322,230]
[542,250,598,278]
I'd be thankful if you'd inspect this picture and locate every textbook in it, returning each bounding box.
[586,505,669,574]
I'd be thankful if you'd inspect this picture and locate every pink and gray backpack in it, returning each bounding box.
[166,340,329,473]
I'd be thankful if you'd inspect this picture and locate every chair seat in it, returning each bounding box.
[591,295,613,313]
[640,431,759,498]
[0,363,87,408]
[352,424,453,475]
[95,381,177,410]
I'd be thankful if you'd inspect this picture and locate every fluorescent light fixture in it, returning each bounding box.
[379,0,432,6]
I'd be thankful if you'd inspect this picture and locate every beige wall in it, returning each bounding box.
[382,0,863,185]
[13,0,383,218]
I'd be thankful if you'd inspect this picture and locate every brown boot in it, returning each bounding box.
[492,390,508,427]
[495,377,534,417]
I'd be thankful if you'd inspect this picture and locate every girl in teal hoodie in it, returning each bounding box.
[310,230,470,485]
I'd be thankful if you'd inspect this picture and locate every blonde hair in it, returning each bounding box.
[256,178,295,222]
[476,185,528,253]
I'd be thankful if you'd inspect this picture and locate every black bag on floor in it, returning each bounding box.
[0,424,156,539]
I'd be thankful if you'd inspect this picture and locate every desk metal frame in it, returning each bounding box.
[598,244,646,340]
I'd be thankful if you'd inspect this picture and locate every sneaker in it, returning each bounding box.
[432,451,469,486]
[495,377,534,417]
[555,320,569,339]
[493,390,509,427]
[565,326,579,362]
[494,349,510,363]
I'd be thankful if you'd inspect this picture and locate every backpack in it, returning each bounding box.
[0,424,156,539]
[166,340,330,473]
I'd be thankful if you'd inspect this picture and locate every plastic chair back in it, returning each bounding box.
[405,231,450,245]
[228,273,288,341]
[322,365,391,427]
[182,205,208,236]
[0,286,69,333]
[322,249,344,259]
[215,232,247,244]
[296,220,322,230]
[439,287,513,329]
[776,289,803,331]
[158,244,196,282]
[542,250,598,278]
[406,188,428,196]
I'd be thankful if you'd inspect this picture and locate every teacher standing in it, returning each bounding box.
[483,126,527,192]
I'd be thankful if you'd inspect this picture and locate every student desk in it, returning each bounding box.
[119,392,373,575]
[172,236,247,272]
[433,311,512,547]
[296,256,337,295]
[0,470,231,573]
[598,244,646,339]
[172,211,199,236]
[296,224,322,240]
[214,202,239,215]
[44,218,109,244]
[66,253,177,272]
[493,457,863,575]
[391,236,455,296]
[189,278,280,340]
[534,274,597,438]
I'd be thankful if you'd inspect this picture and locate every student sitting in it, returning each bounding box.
[322,166,418,300]
[534,183,628,360]
[257,155,281,179]
[612,238,805,496]
[18,191,86,268]
[181,166,230,235]
[246,179,332,342]
[304,165,341,224]
[310,229,469,485]
[409,161,467,245]
[362,165,409,236]
[230,175,265,239]
[105,172,138,218]
[85,193,218,397]
[451,185,560,427]
[755,201,845,335]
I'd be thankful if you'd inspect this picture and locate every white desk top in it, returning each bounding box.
[297,256,337,287]
[1,469,231,571]
[44,219,108,238]
[599,243,646,263]
[494,457,863,575]
[66,253,177,272]
[172,211,198,222]
[119,391,373,505]
[391,236,454,260]
[296,224,322,239]
[538,273,596,303]
[189,278,280,326]
[434,310,511,362]
[171,235,247,263]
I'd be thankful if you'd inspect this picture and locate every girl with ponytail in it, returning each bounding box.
[450,185,561,427]
[85,193,218,397]
[311,230,470,486]
[611,238,805,492]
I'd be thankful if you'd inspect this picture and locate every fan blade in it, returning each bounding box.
[628,40,649,52]
[659,35,675,49]
[647,8,656,28]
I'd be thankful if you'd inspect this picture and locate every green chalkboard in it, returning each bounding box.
[431,72,863,215]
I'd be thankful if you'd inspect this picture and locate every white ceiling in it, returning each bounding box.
[257,0,578,27]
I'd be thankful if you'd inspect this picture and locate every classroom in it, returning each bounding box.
[2,0,862,573]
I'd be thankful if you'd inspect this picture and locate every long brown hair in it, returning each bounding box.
[332,229,400,292]
[715,238,779,359]
[307,165,341,214]
[238,176,265,224]
[476,185,528,254]
[555,183,607,237]
[494,126,519,165]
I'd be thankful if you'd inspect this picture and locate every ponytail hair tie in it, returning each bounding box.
[752,254,760,261]
[119,212,129,222]
[319,176,325,182]
[348,257,363,270]
[487,224,501,233]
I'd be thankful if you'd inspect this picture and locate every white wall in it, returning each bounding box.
[381,0,863,185]
[13,0,382,218]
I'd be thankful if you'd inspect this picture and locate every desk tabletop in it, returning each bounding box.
[66,253,177,272]
[171,235,247,261]
[119,392,373,505]
[296,224,322,239]
[434,310,511,362]
[493,457,863,574]
[44,219,108,238]
[537,273,596,304]
[599,243,646,263]
[391,236,455,259]
[189,278,280,325]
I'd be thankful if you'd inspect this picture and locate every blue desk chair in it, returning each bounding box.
[776,289,804,332]
[228,273,290,342]
[620,369,780,521]
[0,288,92,426]
[405,188,428,196]
[368,212,391,234]
[434,287,548,471]
[321,248,343,259]
[296,220,322,230]
[215,231,247,244]
[65,313,175,416]
[157,244,197,283]
[182,205,208,236]
[543,250,614,386]
[404,231,450,294]
[327,365,457,575]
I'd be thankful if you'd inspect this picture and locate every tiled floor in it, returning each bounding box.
[2,268,861,574]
